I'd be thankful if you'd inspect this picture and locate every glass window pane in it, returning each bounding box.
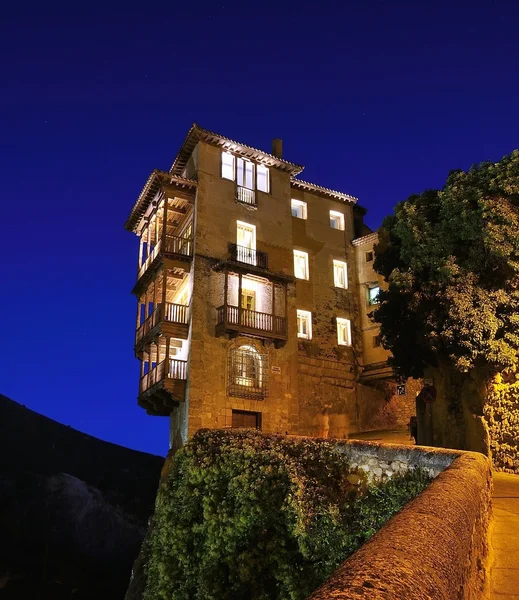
[294,251,309,280]
[245,161,254,189]
[368,286,380,305]
[236,157,244,186]
[291,199,307,219]
[297,310,312,339]
[222,152,235,180]
[330,211,345,230]
[257,164,269,192]
[337,318,351,346]
[333,260,347,288]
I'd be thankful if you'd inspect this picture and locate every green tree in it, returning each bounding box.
[373,151,519,454]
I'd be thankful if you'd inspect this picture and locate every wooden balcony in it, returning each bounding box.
[216,304,287,346]
[138,358,188,416]
[228,243,268,270]
[135,302,190,350]
[137,235,193,280]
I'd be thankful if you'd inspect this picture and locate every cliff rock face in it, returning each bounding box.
[0,394,164,599]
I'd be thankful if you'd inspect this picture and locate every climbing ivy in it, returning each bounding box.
[142,430,431,600]
[485,371,519,472]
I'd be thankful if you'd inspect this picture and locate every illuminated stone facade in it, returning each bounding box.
[125,125,417,449]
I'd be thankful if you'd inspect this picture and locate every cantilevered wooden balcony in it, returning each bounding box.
[216,304,287,346]
[135,302,190,350]
[136,235,193,287]
[138,358,188,416]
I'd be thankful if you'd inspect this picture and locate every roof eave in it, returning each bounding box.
[290,178,358,205]
[170,124,305,177]
[125,170,197,233]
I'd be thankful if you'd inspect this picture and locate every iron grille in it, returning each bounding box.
[228,344,268,399]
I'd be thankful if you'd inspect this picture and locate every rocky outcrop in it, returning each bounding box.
[0,394,164,599]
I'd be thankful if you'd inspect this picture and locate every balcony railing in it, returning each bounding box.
[163,235,193,257]
[138,239,162,280]
[135,302,190,346]
[216,305,287,337]
[139,358,188,394]
[228,243,268,269]
[137,235,193,281]
[164,302,189,323]
[236,186,256,206]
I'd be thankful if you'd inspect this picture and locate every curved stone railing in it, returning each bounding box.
[308,445,492,600]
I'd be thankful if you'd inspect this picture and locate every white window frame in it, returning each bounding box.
[330,210,345,231]
[257,164,270,193]
[336,317,352,346]
[236,221,257,265]
[333,260,348,289]
[297,310,312,340]
[291,199,307,219]
[222,151,235,181]
[293,250,309,280]
[368,285,380,306]
[221,151,270,193]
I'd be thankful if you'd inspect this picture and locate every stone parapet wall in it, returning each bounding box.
[336,439,462,482]
[308,448,492,600]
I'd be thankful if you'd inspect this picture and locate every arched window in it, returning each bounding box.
[228,344,268,399]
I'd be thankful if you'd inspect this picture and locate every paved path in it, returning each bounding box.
[349,430,519,597]
[490,472,519,599]
[349,429,414,446]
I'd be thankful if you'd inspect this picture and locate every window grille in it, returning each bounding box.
[228,344,268,399]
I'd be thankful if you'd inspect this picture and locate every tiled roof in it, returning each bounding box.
[125,170,197,232]
[169,124,305,176]
[290,178,358,204]
[351,231,379,247]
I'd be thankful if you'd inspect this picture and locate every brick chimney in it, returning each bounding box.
[272,138,283,159]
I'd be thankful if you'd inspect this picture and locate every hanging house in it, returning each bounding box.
[125,125,418,448]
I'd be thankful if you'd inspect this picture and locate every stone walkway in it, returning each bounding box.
[489,472,519,599]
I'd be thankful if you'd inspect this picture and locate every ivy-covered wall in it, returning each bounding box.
[128,430,431,600]
[485,372,519,473]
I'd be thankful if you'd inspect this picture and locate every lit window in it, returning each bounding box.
[237,157,255,190]
[333,260,348,289]
[297,310,312,339]
[221,151,269,193]
[228,345,267,399]
[337,318,351,346]
[291,199,307,219]
[293,250,309,280]
[257,164,270,193]
[236,221,256,264]
[330,210,345,231]
[222,152,235,180]
[368,285,380,306]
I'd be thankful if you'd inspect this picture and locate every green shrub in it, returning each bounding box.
[143,430,431,600]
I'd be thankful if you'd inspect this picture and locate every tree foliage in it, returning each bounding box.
[142,429,431,600]
[374,150,519,380]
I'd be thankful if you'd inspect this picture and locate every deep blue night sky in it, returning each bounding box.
[2,1,518,457]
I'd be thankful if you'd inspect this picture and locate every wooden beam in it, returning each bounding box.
[166,205,187,215]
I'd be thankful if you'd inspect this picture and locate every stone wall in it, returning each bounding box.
[308,447,492,600]
[484,371,519,474]
[332,438,464,482]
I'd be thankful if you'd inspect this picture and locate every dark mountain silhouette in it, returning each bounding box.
[0,394,164,599]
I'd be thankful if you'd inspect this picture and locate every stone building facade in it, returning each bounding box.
[125,125,417,449]
[353,231,420,429]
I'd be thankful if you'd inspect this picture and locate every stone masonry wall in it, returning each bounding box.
[308,447,492,600]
